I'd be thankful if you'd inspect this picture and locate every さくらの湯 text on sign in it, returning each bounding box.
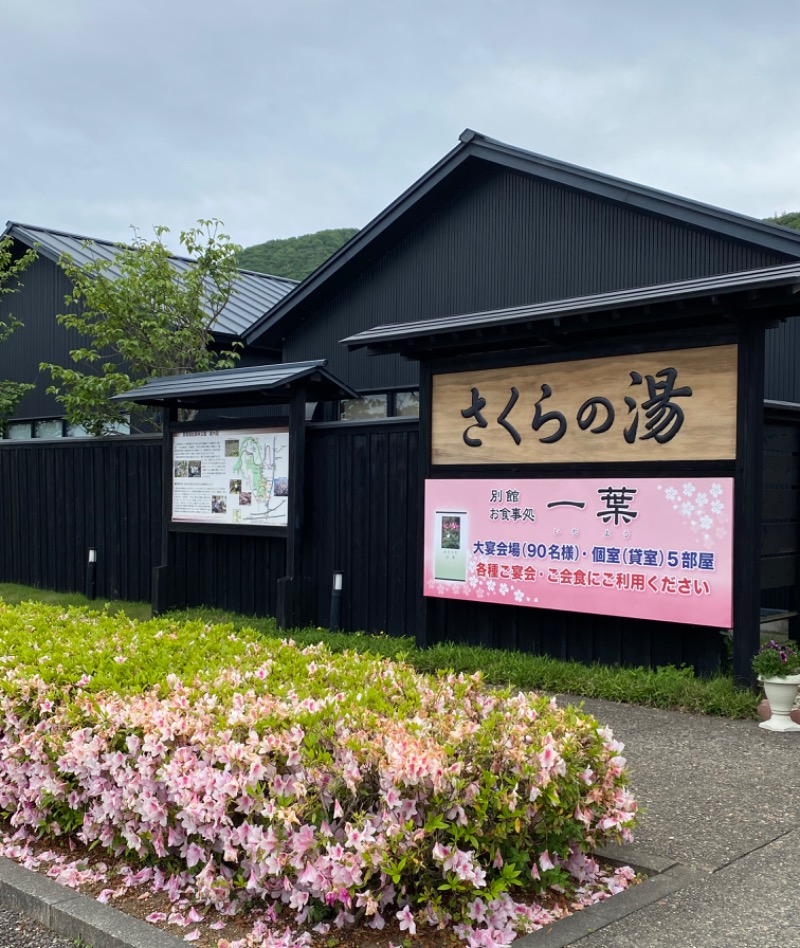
[432,345,737,465]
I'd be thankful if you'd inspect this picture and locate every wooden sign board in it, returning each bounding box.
[432,344,738,465]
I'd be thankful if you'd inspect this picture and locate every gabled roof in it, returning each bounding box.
[343,260,800,358]
[114,359,358,409]
[244,129,800,346]
[4,221,298,338]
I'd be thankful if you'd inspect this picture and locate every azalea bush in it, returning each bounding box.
[0,601,637,945]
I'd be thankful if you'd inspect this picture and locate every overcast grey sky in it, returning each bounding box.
[2,0,799,250]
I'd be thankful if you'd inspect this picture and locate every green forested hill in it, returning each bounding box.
[238,228,359,281]
[765,212,800,231]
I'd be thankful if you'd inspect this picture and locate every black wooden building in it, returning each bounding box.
[0,222,293,436]
[245,129,800,404]
[3,130,800,679]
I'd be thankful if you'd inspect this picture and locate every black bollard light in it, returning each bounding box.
[330,570,343,630]
[86,548,97,601]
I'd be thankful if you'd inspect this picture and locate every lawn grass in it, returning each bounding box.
[0,583,152,622]
[172,608,759,719]
[0,583,759,719]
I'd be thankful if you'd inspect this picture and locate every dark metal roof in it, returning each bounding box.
[4,221,298,338]
[343,260,800,355]
[113,360,358,409]
[244,129,800,346]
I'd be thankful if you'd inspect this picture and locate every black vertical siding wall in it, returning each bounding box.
[765,320,800,403]
[279,167,794,392]
[760,406,800,628]
[0,254,90,419]
[0,436,162,599]
[305,420,420,636]
[0,424,421,633]
[161,420,420,631]
[427,597,725,674]
[170,532,286,617]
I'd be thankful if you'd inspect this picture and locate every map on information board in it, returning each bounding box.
[172,428,289,527]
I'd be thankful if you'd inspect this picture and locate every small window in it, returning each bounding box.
[104,415,131,436]
[395,391,419,417]
[34,419,64,439]
[340,394,388,422]
[4,421,33,440]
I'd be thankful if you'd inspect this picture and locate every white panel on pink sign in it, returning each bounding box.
[424,477,734,628]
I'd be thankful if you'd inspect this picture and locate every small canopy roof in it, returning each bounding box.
[342,261,800,357]
[114,360,358,410]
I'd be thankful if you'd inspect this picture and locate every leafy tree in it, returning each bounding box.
[0,235,38,428]
[765,211,800,232]
[41,220,243,436]
[238,227,359,281]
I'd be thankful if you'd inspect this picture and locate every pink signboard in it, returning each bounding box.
[424,477,734,627]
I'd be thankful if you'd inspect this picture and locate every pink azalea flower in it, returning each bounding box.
[185,843,205,868]
[468,898,487,923]
[397,905,416,935]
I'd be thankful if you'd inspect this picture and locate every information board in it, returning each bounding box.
[172,428,289,527]
[424,476,734,627]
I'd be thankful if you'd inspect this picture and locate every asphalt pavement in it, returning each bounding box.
[0,904,74,948]
[531,695,800,948]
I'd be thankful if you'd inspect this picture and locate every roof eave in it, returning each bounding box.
[342,263,800,357]
[114,361,359,407]
[4,222,65,266]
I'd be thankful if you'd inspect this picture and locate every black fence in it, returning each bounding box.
[0,435,162,601]
[0,408,797,668]
[170,531,287,618]
[0,421,421,637]
[760,402,800,637]
[305,420,420,637]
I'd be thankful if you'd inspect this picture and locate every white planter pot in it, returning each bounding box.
[758,674,800,732]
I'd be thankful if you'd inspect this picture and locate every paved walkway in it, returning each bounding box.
[547,696,800,948]
[0,904,73,948]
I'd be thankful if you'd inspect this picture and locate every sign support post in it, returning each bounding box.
[277,382,309,629]
[153,404,178,615]
[732,320,766,684]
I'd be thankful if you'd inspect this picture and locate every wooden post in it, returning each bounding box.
[732,321,766,684]
[415,363,433,647]
[152,405,177,615]
[277,384,308,629]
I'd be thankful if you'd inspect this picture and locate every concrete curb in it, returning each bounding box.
[512,844,706,947]
[0,845,702,948]
[0,856,183,948]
